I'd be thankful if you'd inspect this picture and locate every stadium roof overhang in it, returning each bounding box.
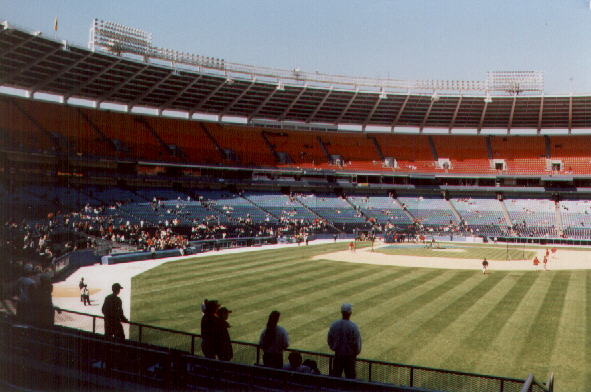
[409,174,437,180]
[1,22,590,131]
[540,176,574,182]
[436,174,497,179]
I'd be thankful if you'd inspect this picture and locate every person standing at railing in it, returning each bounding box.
[101,283,128,340]
[31,273,60,327]
[217,306,233,361]
[327,303,361,379]
[259,310,289,368]
[15,263,36,324]
[200,302,233,361]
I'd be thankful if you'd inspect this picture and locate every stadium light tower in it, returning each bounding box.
[486,71,544,95]
[88,19,152,55]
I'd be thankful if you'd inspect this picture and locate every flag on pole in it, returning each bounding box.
[53,17,58,32]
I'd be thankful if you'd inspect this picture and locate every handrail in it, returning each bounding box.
[2,318,425,392]
[546,372,554,392]
[520,374,534,392]
[55,308,545,392]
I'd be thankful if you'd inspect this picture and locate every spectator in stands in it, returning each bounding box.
[327,303,361,379]
[101,283,128,340]
[302,359,321,375]
[217,306,233,361]
[259,310,289,368]
[31,273,58,327]
[283,351,311,373]
[15,263,36,324]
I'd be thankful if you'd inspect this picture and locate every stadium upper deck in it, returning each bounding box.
[0,22,589,131]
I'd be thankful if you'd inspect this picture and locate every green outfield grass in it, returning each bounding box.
[131,242,590,392]
[377,244,536,260]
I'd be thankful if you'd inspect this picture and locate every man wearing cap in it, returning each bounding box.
[327,303,361,379]
[102,283,128,340]
[201,299,220,359]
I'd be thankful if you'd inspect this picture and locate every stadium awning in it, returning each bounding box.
[409,174,436,180]
[541,176,573,182]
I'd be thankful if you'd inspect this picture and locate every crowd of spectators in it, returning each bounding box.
[1,186,579,281]
[0,218,92,284]
[13,264,59,327]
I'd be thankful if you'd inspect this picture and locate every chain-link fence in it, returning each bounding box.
[55,309,551,392]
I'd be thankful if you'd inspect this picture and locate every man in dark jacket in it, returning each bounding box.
[201,299,220,359]
[102,283,128,340]
[217,307,233,361]
[201,301,233,361]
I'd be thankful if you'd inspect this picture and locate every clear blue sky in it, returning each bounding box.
[2,0,591,94]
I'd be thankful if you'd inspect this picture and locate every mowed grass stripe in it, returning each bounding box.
[365,270,492,362]
[131,243,591,391]
[473,271,553,379]
[135,242,353,284]
[436,272,539,372]
[586,272,591,391]
[290,268,444,350]
[133,244,355,299]
[230,265,419,343]
[515,272,570,374]
[134,262,344,328]
[359,270,476,357]
[134,261,349,328]
[138,257,403,333]
[134,256,341,308]
[223,264,390,335]
[408,272,527,369]
[134,250,325,295]
[375,272,505,362]
[549,272,586,392]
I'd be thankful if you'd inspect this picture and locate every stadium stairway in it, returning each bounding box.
[555,202,564,236]
[135,117,186,161]
[344,196,372,223]
[499,199,513,227]
[241,193,282,221]
[445,197,463,223]
[393,196,417,223]
[260,131,281,163]
[294,196,344,233]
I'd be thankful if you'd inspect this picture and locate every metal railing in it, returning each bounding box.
[55,308,551,392]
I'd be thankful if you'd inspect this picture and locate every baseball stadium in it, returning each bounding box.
[2,4,591,391]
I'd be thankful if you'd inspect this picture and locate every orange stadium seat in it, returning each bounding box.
[489,136,546,174]
[6,96,591,177]
[432,135,493,174]
[209,123,277,166]
[0,98,59,153]
[551,136,591,174]
[375,134,436,172]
